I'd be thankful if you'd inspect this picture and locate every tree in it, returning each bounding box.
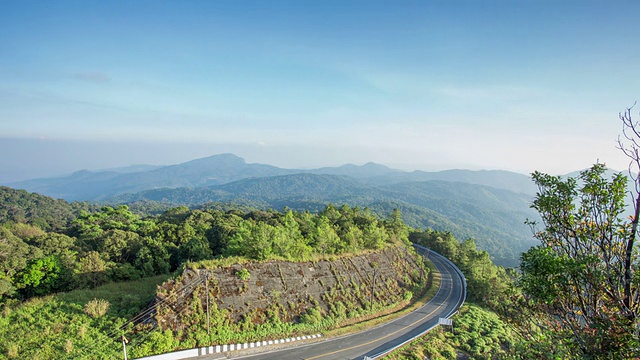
[272,211,309,259]
[0,227,34,279]
[384,208,410,244]
[14,255,65,297]
[207,211,243,255]
[177,237,213,263]
[312,217,342,254]
[74,251,110,288]
[27,232,75,260]
[70,205,147,252]
[224,220,274,260]
[134,237,171,276]
[97,229,141,263]
[520,159,640,356]
[362,220,388,249]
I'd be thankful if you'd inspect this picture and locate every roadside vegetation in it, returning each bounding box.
[0,191,426,359]
[396,229,523,359]
[389,108,640,359]
[386,304,518,360]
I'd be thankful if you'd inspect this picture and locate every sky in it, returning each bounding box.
[1,1,640,183]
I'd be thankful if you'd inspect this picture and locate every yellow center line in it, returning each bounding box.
[305,264,454,360]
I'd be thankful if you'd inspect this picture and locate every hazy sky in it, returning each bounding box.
[2,1,639,182]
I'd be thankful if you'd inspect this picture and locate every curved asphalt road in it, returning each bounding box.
[198,247,466,360]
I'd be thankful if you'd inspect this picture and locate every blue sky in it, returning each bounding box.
[1,1,639,182]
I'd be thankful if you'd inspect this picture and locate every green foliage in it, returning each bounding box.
[219,204,403,261]
[0,186,89,231]
[178,237,213,263]
[410,229,514,310]
[225,220,275,260]
[134,237,171,277]
[14,255,67,297]
[388,305,520,360]
[73,251,110,288]
[520,164,640,358]
[110,171,538,267]
[300,306,324,325]
[0,186,445,357]
[0,287,130,358]
[236,268,250,281]
[129,329,180,358]
[0,228,33,280]
[0,275,168,359]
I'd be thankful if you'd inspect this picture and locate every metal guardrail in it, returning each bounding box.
[365,243,467,359]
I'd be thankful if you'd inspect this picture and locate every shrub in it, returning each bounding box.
[83,298,110,318]
[236,268,250,281]
[301,307,323,325]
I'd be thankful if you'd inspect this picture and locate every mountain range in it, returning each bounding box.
[6,153,542,267]
[6,153,538,201]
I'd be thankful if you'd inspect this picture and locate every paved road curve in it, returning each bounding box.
[198,247,466,360]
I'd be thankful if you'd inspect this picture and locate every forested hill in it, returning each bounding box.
[109,173,538,267]
[0,186,95,231]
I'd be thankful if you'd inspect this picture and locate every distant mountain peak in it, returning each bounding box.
[362,162,393,169]
[72,169,93,176]
[311,162,397,178]
[184,153,246,165]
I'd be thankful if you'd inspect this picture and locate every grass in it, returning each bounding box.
[0,275,169,360]
[383,303,520,360]
[57,275,170,318]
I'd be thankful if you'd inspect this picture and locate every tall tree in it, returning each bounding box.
[520,107,640,358]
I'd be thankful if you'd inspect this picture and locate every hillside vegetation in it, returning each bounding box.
[109,174,537,267]
[0,187,430,358]
[0,186,536,359]
[0,186,95,231]
[1,185,413,303]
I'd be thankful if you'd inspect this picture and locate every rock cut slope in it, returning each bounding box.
[154,246,425,333]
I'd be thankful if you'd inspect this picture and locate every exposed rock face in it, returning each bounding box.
[155,245,425,332]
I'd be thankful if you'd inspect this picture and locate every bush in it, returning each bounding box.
[83,298,110,318]
[236,268,250,281]
[301,306,324,325]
